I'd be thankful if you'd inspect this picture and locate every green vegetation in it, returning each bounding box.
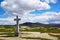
[0,39,4,40]
[21,37,51,40]
[0,25,60,37]
[49,34,60,40]
[0,29,15,32]
[0,26,16,37]
[21,26,60,33]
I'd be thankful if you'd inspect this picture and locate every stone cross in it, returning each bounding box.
[14,16,21,36]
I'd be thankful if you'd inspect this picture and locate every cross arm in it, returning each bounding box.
[14,19,21,21]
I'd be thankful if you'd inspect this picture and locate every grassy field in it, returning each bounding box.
[0,26,16,37]
[0,25,60,40]
[21,37,51,40]
[0,26,60,36]
[21,26,60,33]
[0,25,60,33]
[21,29,60,33]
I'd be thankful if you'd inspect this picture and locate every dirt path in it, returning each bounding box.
[21,32,58,40]
[0,37,21,40]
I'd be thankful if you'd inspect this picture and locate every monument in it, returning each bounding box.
[14,16,21,37]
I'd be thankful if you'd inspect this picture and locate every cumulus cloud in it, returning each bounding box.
[0,11,60,25]
[1,0,50,16]
[0,0,58,25]
[48,12,60,24]
[20,12,60,24]
[45,0,57,3]
[0,17,15,25]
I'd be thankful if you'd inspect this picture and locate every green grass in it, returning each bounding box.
[0,26,60,37]
[21,29,45,33]
[0,26,16,37]
[0,32,15,37]
[21,37,51,40]
[0,26,16,32]
[21,26,60,33]
[21,29,60,33]
[0,29,16,32]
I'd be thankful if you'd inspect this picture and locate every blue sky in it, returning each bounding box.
[0,0,60,25]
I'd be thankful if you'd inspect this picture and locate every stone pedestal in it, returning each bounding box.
[14,32,19,37]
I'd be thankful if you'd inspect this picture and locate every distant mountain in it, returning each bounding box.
[20,22,60,27]
[0,22,60,27]
[49,24,60,26]
[20,22,44,26]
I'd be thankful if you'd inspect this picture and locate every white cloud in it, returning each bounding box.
[0,17,15,25]
[0,0,58,25]
[20,12,60,24]
[0,12,60,25]
[1,0,50,16]
[48,14,60,24]
[45,0,57,3]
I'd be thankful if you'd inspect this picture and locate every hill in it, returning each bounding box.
[20,22,60,27]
